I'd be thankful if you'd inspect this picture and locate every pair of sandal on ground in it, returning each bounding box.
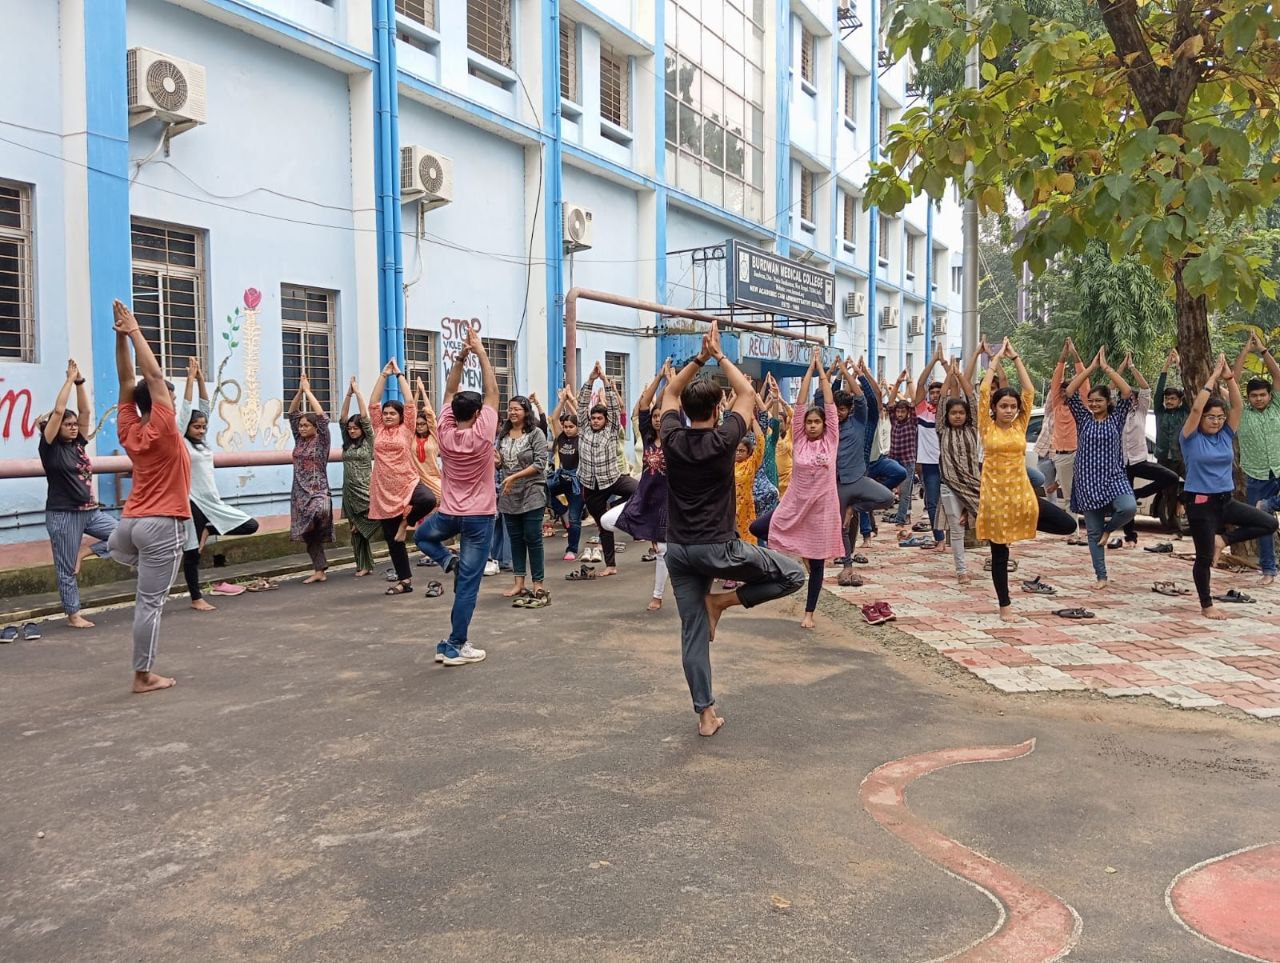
[508,587,550,608]
[0,622,41,642]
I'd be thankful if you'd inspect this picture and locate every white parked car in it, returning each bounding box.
[1024,407,1173,525]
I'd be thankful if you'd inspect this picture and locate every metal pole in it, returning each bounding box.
[961,0,980,356]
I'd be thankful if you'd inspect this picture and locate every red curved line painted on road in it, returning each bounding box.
[1167,842,1280,962]
[859,739,1081,962]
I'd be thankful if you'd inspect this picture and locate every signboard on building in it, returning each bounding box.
[725,240,836,325]
[739,332,839,369]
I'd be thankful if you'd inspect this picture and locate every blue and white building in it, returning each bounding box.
[0,0,965,543]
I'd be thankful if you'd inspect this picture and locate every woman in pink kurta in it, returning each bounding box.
[368,360,437,594]
[747,353,843,628]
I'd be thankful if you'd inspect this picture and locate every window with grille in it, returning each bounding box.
[843,69,857,123]
[842,192,856,248]
[878,215,891,263]
[281,285,338,416]
[952,266,963,292]
[600,44,630,128]
[604,352,629,412]
[879,105,891,147]
[130,219,206,377]
[0,179,35,362]
[560,18,579,102]
[467,0,511,67]
[404,328,438,407]
[483,337,516,410]
[800,27,815,85]
[799,169,815,225]
[396,0,435,29]
[905,234,918,276]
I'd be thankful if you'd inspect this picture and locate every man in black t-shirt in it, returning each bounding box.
[661,322,806,737]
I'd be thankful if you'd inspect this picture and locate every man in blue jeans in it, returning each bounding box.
[414,327,500,666]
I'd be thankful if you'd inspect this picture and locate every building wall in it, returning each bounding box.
[0,0,967,544]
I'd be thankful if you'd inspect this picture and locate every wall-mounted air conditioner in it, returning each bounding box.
[564,203,594,252]
[401,146,454,210]
[844,291,867,317]
[127,47,207,128]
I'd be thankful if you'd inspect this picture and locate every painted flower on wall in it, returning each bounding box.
[243,287,262,310]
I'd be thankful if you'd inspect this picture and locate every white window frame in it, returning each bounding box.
[395,0,435,30]
[799,168,815,228]
[0,178,35,362]
[842,191,857,252]
[404,328,438,408]
[604,351,629,413]
[484,337,516,410]
[599,43,631,132]
[280,284,339,416]
[878,214,891,266]
[952,265,963,293]
[843,68,857,127]
[799,27,816,89]
[467,0,512,68]
[905,232,918,279]
[130,218,207,378]
[559,17,579,103]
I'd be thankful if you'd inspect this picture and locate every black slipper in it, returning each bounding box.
[1213,589,1256,603]
[1144,543,1174,553]
[384,582,413,596]
[1053,607,1095,619]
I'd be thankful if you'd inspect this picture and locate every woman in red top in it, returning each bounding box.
[368,360,436,594]
[105,300,191,694]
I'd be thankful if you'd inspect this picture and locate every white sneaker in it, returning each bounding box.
[483,560,499,576]
[441,642,486,666]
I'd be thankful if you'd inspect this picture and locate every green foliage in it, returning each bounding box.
[866,0,1280,384]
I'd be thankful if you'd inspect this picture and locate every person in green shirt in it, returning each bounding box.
[1231,332,1280,584]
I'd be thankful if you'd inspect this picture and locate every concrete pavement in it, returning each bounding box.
[2,556,1279,961]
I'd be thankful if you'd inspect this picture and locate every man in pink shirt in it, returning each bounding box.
[413,328,499,667]
[1048,337,1089,506]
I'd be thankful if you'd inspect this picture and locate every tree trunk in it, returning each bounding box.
[1174,261,1212,391]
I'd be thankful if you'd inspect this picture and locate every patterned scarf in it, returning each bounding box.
[937,396,982,520]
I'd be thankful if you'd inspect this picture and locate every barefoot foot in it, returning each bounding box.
[646,597,662,611]
[698,708,725,737]
[503,580,527,598]
[1213,535,1227,567]
[1094,580,1109,590]
[1203,605,1228,621]
[704,590,736,641]
[957,573,973,585]
[303,571,327,584]
[800,612,816,629]
[66,614,95,629]
[190,599,216,612]
[132,672,176,694]
[600,566,618,577]
[353,569,372,578]
[998,605,1016,622]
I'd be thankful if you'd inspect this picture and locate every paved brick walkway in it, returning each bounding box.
[824,532,1280,719]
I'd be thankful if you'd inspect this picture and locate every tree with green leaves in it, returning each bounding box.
[867,0,1280,391]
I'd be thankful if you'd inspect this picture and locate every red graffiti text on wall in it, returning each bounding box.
[0,379,37,441]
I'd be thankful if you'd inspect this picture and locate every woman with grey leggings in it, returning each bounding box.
[106,300,191,695]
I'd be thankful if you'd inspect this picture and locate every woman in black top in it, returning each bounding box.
[548,388,584,560]
[39,360,118,628]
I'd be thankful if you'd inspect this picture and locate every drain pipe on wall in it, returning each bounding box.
[372,0,405,392]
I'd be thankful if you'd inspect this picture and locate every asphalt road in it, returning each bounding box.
[2,558,1278,962]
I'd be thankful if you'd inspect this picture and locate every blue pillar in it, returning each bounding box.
[866,0,881,363]
[84,0,131,444]
[654,1,671,364]
[372,0,405,395]
[774,0,792,257]
[543,2,566,397]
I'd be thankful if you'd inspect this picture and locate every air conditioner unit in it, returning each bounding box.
[908,315,923,337]
[563,203,594,253]
[400,146,453,209]
[934,315,948,336]
[844,291,867,317]
[890,307,901,328]
[127,47,207,127]
[879,306,899,330]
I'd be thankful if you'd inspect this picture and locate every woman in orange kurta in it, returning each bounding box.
[977,339,1077,620]
[369,360,436,595]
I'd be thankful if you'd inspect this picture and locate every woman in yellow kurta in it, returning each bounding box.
[978,339,1077,620]
[775,402,794,497]
[733,420,766,544]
